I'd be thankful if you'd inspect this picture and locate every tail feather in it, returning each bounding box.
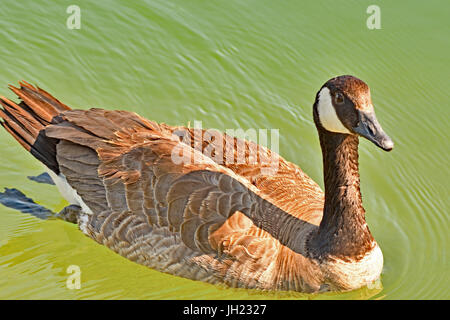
[0,81,71,173]
[9,83,57,123]
[21,81,71,112]
[0,113,32,151]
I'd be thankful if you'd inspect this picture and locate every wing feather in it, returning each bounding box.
[31,108,324,290]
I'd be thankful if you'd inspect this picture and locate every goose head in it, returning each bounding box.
[313,75,394,151]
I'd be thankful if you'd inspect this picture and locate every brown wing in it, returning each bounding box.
[44,111,323,290]
[91,129,321,289]
[166,126,324,225]
[46,108,324,226]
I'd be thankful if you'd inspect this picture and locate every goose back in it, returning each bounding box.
[41,106,326,291]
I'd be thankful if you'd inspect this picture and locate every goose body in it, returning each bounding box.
[0,76,393,293]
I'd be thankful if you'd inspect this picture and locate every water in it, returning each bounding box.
[0,0,448,299]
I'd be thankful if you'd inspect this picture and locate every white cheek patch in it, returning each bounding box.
[317,87,351,134]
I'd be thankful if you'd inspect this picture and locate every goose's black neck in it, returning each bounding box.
[311,124,374,260]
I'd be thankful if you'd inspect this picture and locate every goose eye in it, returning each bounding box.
[335,92,344,105]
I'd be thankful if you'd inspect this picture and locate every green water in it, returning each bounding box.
[0,0,448,299]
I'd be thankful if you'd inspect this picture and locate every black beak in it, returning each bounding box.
[353,110,394,151]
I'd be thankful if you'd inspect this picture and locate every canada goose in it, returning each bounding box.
[0,75,393,293]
